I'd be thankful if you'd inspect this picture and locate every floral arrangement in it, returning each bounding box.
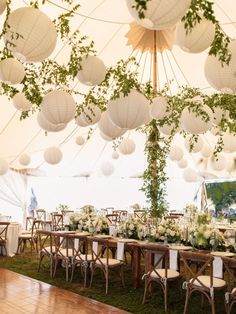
[130,203,141,210]
[122,216,145,239]
[80,204,95,215]
[150,219,181,243]
[189,224,225,249]
[183,204,198,217]
[69,213,109,234]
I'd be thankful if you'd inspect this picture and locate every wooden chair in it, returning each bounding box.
[106,214,119,224]
[51,213,64,231]
[134,210,146,222]
[89,236,125,294]
[112,210,128,222]
[37,230,55,277]
[25,216,35,231]
[0,222,10,256]
[142,243,180,312]
[100,208,108,216]
[180,251,227,314]
[222,256,236,314]
[35,209,46,221]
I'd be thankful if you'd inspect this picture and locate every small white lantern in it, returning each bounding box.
[201,145,213,158]
[183,168,198,182]
[175,17,215,53]
[19,153,30,166]
[41,90,76,125]
[178,158,188,168]
[5,7,57,62]
[222,131,236,153]
[112,151,119,160]
[0,58,25,85]
[158,121,180,136]
[211,154,226,171]
[37,112,66,132]
[79,105,102,125]
[212,107,230,125]
[12,93,32,111]
[184,136,203,153]
[0,0,6,15]
[0,158,8,175]
[169,145,183,161]
[101,161,114,176]
[107,89,150,130]
[126,0,191,30]
[98,111,126,139]
[150,96,168,120]
[118,139,136,155]
[76,136,85,146]
[44,146,63,165]
[77,55,106,86]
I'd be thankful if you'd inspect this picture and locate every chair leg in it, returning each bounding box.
[50,255,54,277]
[211,297,215,314]
[37,253,45,272]
[83,262,88,288]
[53,258,58,278]
[164,282,168,313]
[65,260,69,282]
[142,279,149,304]
[89,265,94,288]
[105,269,109,295]
[183,288,190,314]
[120,265,125,288]
[70,263,75,283]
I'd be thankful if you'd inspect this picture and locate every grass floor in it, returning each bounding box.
[0,252,228,314]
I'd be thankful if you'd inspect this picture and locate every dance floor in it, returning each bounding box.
[0,268,130,314]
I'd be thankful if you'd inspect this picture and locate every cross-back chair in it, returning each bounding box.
[0,222,10,256]
[134,209,146,222]
[51,213,64,231]
[106,214,119,224]
[222,256,236,314]
[37,230,55,277]
[35,209,46,221]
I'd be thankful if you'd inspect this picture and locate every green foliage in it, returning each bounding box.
[133,0,151,19]
[206,181,236,211]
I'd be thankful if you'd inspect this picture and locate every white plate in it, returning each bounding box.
[210,251,235,257]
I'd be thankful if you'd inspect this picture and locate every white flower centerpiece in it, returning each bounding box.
[150,218,181,243]
[122,216,145,239]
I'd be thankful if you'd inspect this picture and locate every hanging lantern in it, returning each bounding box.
[201,145,213,158]
[101,161,114,176]
[126,0,191,30]
[12,93,32,111]
[180,104,213,135]
[150,96,168,120]
[178,158,188,168]
[41,90,76,125]
[0,0,6,15]
[76,136,85,146]
[37,112,66,132]
[79,105,102,125]
[204,40,236,93]
[112,151,119,160]
[19,153,31,166]
[211,154,226,171]
[100,132,113,141]
[107,89,150,130]
[184,136,204,153]
[158,121,180,136]
[212,107,230,125]
[4,7,57,62]
[222,131,236,153]
[175,17,215,53]
[0,158,9,175]
[77,55,106,86]
[0,58,25,85]
[98,111,126,139]
[75,115,90,127]
[44,146,63,165]
[118,139,136,155]
[169,145,183,161]
[183,168,198,182]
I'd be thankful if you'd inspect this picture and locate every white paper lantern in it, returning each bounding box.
[175,17,215,53]
[211,154,226,171]
[0,58,25,85]
[184,136,203,153]
[0,0,6,15]
[183,168,198,182]
[5,7,57,62]
[101,161,114,176]
[75,115,90,127]
[112,151,119,160]
[181,105,213,135]
[201,145,213,158]
[41,90,76,125]
[158,121,180,136]
[212,107,230,125]
[126,0,191,30]
[108,90,150,130]
[150,96,168,120]
[178,158,188,168]
[12,93,32,111]
[79,105,102,125]
[19,153,30,166]
[37,112,66,132]
[222,131,236,153]
[98,111,126,139]
[118,139,136,155]
[100,132,113,141]
[77,55,106,86]
[205,41,236,93]
[76,136,85,146]
[169,145,184,161]
[44,146,63,165]
[0,158,8,175]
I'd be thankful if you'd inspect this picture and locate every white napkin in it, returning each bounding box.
[154,253,163,269]
[117,241,125,260]
[169,249,178,271]
[109,225,115,236]
[213,256,223,278]
[74,238,80,250]
[64,215,70,225]
[92,241,98,255]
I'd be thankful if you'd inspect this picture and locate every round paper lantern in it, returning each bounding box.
[211,154,226,171]
[0,0,6,15]
[79,105,102,125]
[41,90,76,125]
[0,58,25,85]
[112,151,119,160]
[77,55,106,86]
[118,139,136,155]
[126,0,191,30]
[201,145,213,158]
[37,112,66,132]
[222,131,236,153]
[175,17,215,53]
[158,121,180,136]
[180,105,213,135]
[98,111,126,139]
[101,161,114,176]
[150,96,168,120]
[169,145,183,161]
[12,93,32,111]
[100,132,113,141]
[76,136,85,146]
[184,136,203,153]
[178,158,188,168]
[183,168,198,182]
[19,153,30,166]
[75,115,90,127]
[5,7,57,62]
[44,146,63,165]
[205,40,236,93]
[0,158,8,175]
[212,107,230,125]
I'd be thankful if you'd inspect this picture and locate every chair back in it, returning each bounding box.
[68,234,88,262]
[32,219,45,236]
[106,214,119,224]
[51,213,64,231]
[0,222,10,241]
[35,209,46,221]
[222,256,236,290]
[25,216,35,230]
[37,230,53,255]
[52,232,70,258]
[89,236,113,266]
[134,210,146,222]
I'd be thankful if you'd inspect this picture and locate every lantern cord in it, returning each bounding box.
[161,52,172,96]
[140,51,148,84]
[149,48,153,82]
[59,126,79,146]
[153,30,159,93]
[215,2,236,31]
[164,50,180,89]
[0,111,17,136]
[169,51,191,86]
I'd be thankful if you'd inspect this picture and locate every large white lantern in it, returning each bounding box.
[44,146,63,165]
[183,168,198,182]
[158,121,180,136]
[76,136,85,146]
[5,7,57,62]
[0,58,25,85]
[169,145,183,161]
[175,17,215,53]
[211,154,226,171]
[184,136,203,153]
[19,153,30,166]
[112,151,119,160]
[212,107,230,125]
[150,96,168,120]
[79,105,102,125]
[126,0,191,30]
[12,93,32,111]
[108,90,150,130]
[37,112,66,132]
[77,55,106,86]
[0,158,8,175]
[222,131,236,153]
[178,158,188,168]
[41,90,76,125]
[98,111,126,139]
[101,161,114,176]
[118,139,136,155]
[201,145,213,158]
[0,0,6,15]
[180,104,213,134]
[204,41,236,93]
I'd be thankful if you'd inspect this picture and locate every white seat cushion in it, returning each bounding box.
[58,248,73,257]
[150,268,180,279]
[231,287,236,294]
[78,254,93,261]
[190,275,226,288]
[95,258,122,266]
